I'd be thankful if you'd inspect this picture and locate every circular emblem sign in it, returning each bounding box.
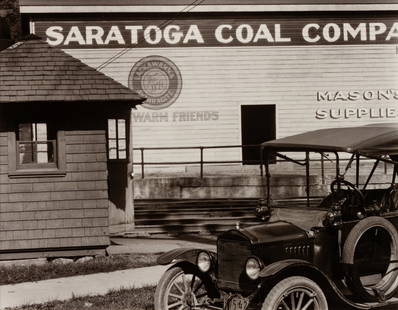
[128,56,182,110]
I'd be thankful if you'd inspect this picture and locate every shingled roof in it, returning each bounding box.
[0,36,145,104]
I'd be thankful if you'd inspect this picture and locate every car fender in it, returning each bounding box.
[259,259,316,278]
[157,248,216,266]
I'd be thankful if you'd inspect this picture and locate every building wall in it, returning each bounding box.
[31,13,398,171]
[0,129,109,253]
[1,0,22,41]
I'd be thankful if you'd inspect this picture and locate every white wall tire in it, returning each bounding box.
[261,276,328,310]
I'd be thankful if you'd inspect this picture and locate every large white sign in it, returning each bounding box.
[33,19,398,48]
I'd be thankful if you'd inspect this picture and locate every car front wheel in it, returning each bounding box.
[261,276,328,310]
[154,265,215,310]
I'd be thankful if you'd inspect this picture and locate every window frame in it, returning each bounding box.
[107,118,128,161]
[8,129,66,178]
[16,122,57,169]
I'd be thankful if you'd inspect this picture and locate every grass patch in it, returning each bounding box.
[7,286,156,310]
[0,253,159,285]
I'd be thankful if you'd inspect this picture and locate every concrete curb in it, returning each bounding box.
[0,265,168,309]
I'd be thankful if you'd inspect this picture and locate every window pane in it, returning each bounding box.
[118,139,127,159]
[118,139,126,151]
[19,142,33,164]
[36,123,47,141]
[108,119,116,139]
[108,139,117,159]
[109,139,117,150]
[117,119,126,139]
[37,142,49,163]
[19,123,32,141]
[109,149,117,159]
[118,150,127,159]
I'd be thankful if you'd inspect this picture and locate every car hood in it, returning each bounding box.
[235,221,309,244]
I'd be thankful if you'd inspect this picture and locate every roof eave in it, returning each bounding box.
[0,97,146,106]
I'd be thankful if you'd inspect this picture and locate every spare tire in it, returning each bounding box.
[342,216,398,302]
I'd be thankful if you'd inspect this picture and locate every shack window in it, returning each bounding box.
[8,121,66,177]
[108,119,127,160]
[17,123,56,168]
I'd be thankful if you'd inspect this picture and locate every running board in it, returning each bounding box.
[359,297,398,309]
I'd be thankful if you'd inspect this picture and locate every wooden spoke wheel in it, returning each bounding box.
[154,266,213,310]
[261,276,328,310]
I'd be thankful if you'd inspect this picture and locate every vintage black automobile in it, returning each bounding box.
[154,124,398,310]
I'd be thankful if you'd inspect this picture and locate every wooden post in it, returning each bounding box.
[305,152,310,208]
[125,110,135,232]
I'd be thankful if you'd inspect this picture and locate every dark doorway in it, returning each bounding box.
[107,118,128,211]
[241,105,276,164]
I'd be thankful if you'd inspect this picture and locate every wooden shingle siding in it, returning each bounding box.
[0,130,109,252]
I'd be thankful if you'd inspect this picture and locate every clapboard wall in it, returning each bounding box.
[64,45,398,165]
[0,108,109,258]
[32,12,398,170]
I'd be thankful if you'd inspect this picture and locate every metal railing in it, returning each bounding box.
[133,144,264,178]
[133,144,392,180]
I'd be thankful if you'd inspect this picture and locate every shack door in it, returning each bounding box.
[107,117,134,233]
[241,105,276,164]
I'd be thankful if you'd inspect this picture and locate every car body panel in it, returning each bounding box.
[157,247,215,265]
[239,220,309,244]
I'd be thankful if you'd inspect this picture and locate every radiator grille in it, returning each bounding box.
[217,237,251,290]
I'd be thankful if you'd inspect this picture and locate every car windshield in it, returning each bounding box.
[262,150,396,205]
[256,149,398,231]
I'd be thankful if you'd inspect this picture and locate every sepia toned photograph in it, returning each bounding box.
[2,1,398,309]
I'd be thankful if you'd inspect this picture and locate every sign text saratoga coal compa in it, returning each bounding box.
[34,18,398,48]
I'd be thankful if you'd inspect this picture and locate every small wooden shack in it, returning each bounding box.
[0,36,144,259]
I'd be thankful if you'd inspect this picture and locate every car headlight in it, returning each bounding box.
[246,257,261,280]
[197,251,211,272]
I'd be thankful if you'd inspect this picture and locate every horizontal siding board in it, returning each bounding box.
[66,153,107,163]
[80,236,108,247]
[0,217,108,232]
[0,165,8,174]
[83,199,109,208]
[65,130,106,136]
[10,183,33,193]
[0,155,7,164]
[0,209,110,221]
[8,192,52,202]
[66,143,106,154]
[67,171,107,181]
[0,184,9,193]
[66,162,107,172]
[0,236,109,251]
[65,133,106,144]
